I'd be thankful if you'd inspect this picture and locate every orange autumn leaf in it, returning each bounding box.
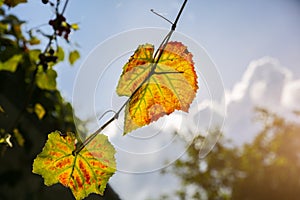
[32,131,116,200]
[116,41,198,134]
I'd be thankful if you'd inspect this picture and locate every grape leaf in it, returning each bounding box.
[3,0,27,8]
[36,67,57,90]
[69,50,80,65]
[0,54,22,72]
[56,46,65,62]
[29,36,40,45]
[71,23,80,30]
[116,41,198,134]
[0,134,12,147]
[0,105,5,113]
[34,103,46,120]
[33,131,116,200]
[13,128,25,147]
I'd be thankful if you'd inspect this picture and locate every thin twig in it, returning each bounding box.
[150,9,173,25]
[61,0,70,15]
[55,0,60,14]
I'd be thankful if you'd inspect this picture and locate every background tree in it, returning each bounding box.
[0,1,119,199]
[158,108,300,200]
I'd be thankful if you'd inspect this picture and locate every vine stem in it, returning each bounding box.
[73,0,188,155]
[61,0,70,15]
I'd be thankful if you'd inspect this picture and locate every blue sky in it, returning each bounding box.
[70,0,300,90]
[11,0,300,199]
[14,0,300,98]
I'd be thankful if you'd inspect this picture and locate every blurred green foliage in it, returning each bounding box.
[0,2,118,200]
[159,108,300,200]
[0,3,76,199]
[0,4,76,152]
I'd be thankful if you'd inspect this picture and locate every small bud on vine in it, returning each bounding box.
[39,52,58,70]
[49,49,54,55]
[38,53,46,61]
[49,14,71,41]
[41,0,49,4]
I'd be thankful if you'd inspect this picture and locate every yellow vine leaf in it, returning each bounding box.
[33,131,116,200]
[117,41,198,134]
[0,105,5,113]
[34,103,46,120]
[13,128,25,147]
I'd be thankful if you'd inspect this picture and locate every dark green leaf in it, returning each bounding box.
[0,54,22,72]
[0,22,8,33]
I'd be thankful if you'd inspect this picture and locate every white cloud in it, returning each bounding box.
[224,57,299,145]
[282,80,300,111]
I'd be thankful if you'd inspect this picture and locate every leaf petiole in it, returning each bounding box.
[150,9,173,25]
